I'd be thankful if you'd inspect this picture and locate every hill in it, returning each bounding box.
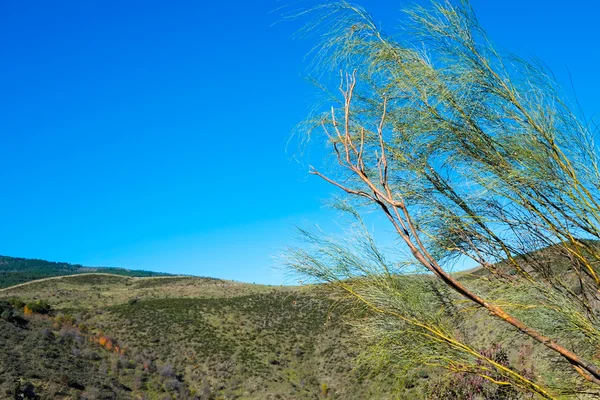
[0,272,399,400]
[1,248,592,399]
[0,256,172,289]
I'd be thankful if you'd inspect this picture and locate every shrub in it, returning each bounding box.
[8,297,25,309]
[24,300,51,315]
[98,335,114,351]
[288,0,600,395]
[142,359,155,373]
[159,363,176,378]
[82,348,101,361]
[0,300,11,313]
[38,328,53,340]
[320,382,329,397]
[427,344,525,399]
[58,327,81,343]
[133,372,146,390]
[1,308,14,322]
[12,381,40,400]
[55,313,76,326]
[163,378,181,392]
[111,358,121,373]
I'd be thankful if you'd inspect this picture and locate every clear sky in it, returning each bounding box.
[0,0,598,284]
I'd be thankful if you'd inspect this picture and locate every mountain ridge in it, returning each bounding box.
[0,255,173,289]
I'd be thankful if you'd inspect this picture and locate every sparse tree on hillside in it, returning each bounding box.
[285,0,600,397]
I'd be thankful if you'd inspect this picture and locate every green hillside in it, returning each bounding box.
[1,250,594,399]
[0,256,171,289]
[0,274,398,399]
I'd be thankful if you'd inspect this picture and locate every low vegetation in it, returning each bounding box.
[2,250,595,399]
[0,271,396,399]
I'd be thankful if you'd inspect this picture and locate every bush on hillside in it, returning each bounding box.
[427,344,526,400]
[24,300,51,315]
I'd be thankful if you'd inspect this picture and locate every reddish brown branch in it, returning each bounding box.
[314,77,600,383]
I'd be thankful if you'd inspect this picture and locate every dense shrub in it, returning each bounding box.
[12,381,40,400]
[0,300,25,326]
[159,364,176,378]
[0,301,14,322]
[24,300,51,315]
[163,378,181,392]
[427,344,525,400]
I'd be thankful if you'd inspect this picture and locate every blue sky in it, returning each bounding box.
[0,0,598,284]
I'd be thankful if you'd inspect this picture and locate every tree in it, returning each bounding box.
[285,0,600,397]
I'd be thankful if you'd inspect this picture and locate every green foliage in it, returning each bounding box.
[0,272,394,399]
[285,221,558,398]
[0,300,15,322]
[426,344,526,400]
[0,315,127,398]
[3,248,594,398]
[104,293,361,398]
[25,299,51,315]
[7,297,25,309]
[288,0,600,397]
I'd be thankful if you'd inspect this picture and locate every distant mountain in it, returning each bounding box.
[0,255,171,289]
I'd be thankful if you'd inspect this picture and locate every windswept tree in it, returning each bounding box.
[285,0,600,397]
